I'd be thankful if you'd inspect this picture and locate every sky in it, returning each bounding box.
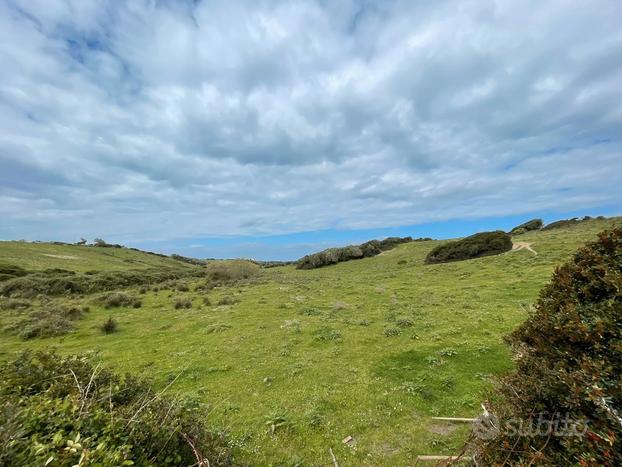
[1,0,621,260]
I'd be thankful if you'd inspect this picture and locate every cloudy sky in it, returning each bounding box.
[1,0,621,259]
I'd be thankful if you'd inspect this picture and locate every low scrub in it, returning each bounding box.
[16,305,84,339]
[474,228,622,465]
[510,218,543,234]
[0,351,233,466]
[425,231,512,264]
[205,260,259,284]
[174,297,192,309]
[297,236,421,270]
[99,292,141,309]
[541,216,589,230]
[100,316,118,334]
[0,267,203,299]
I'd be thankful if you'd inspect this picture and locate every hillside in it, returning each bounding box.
[0,241,197,272]
[1,217,620,465]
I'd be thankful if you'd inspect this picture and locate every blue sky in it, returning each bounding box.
[1,0,621,260]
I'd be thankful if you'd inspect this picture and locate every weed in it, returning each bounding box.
[100,316,118,334]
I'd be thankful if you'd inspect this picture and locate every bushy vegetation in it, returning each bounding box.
[297,236,422,269]
[205,260,259,284]
[0,263,28,282]
[0,351,233,466]
[425,231,512,264]
[99,292,142,309]
[510,218,543,234]
[100,316,118,334]
[541,216,594,231]
[0,267,203,298]
[12,305,84,339]
[474,228,622,465]
[174,297,192,309]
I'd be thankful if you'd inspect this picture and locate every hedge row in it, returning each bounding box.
[425,231,512,264]
[297,237,428,269]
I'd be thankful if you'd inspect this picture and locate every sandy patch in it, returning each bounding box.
[42,254,80,260]
[511,242,538,255]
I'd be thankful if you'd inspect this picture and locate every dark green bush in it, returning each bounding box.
[0,263,28,282]
[297,236,416,269]
[510,218,543,234]
[0,268,204,299]
[425,231,512,264]
[100,316,118,334]
[542,217,584,230]
[0,351,233,466]
[174,298,192,309]
[17,305,83,339]
[474,228,622,465]
[99,292,141,309]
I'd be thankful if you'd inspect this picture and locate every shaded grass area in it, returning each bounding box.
[0,218,620,465]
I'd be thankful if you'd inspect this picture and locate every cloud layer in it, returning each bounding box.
[1,0,621,247]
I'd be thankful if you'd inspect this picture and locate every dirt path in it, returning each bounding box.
[511,242,538,255]
[42,254,80,260]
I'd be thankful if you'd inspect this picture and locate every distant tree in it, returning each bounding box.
[93,238,107,247]
[76,238,87,245]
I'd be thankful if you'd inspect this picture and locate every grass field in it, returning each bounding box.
[0,241,195,272]
[1,218,620,466]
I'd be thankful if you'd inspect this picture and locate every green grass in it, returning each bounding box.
[1,218,620,465]
[0,241,194,272]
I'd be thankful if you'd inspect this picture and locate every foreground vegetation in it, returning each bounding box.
[0,217,620,465]
[475,227,622,465]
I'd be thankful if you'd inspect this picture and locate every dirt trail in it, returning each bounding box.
[42,254,80,260]
[511,242,537,255]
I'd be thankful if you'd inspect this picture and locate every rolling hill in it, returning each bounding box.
[1,217,620,465]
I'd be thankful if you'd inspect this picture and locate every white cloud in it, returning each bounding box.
[0,0,621,247]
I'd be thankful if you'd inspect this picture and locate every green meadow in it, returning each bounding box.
[1,217,620,466]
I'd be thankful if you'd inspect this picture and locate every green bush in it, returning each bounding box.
[297,236,417,269]
[205,260,259,284]
[510,218,543,234]
[0,351,233,466]
[99,292,141,309]
[17,305,83,339]
[174,297,192,309]
[0,268,204,299]
[100,316,118,334]
[425,231,512,264]
[474,228,622,465]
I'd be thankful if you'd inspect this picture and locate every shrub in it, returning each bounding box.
[383,327,402,337]
[206,323,231,334]
[100,316,118,334]
[17,305,82,339]
[311,327,342,342]
[425,231,512,264]
[474,228,622,465]
[0,351,233,466]
[541,217,584,230]
[296,236,415,269]
[99,292,141,309]
[217,296,237,306]
[205,260,259,284]
[0,267,203,299]
[510,218,543,234]
[203,296,212,306]
[174,298,192,309]
[0,263,28,282]
[177,282,190,292]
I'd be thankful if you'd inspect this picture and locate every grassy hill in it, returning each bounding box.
[1,217,620,465]
[0,241,196,272]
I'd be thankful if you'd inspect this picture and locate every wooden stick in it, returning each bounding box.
[431,417,476,422]
[416,455,471,462]
[329,448,338,467]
